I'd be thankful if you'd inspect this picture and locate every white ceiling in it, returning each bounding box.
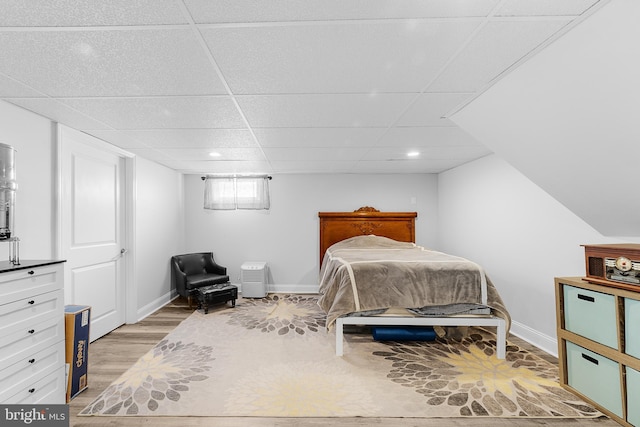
[0,0,607,175]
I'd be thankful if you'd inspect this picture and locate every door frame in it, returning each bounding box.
[54,123,138,327]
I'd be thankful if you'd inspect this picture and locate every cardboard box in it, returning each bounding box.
[64,305,91,402]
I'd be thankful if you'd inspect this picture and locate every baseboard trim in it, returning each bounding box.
[269,283,319,294]
[510,320,558,358]
[136,290,179,322]
[231,283,320,295]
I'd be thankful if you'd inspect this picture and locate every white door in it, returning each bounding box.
[59,125,127,342]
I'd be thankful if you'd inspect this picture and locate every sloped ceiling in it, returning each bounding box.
[451,0,639,236]
[0,0,607,175]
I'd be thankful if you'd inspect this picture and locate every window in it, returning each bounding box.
[203,175,271,210]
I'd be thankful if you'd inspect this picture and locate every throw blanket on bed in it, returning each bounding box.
[317,235,510,330]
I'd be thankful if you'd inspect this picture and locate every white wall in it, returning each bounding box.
[438,154,625,355]
[0,100,55,260]
[134,157,184,319]
[451,0,640,236]
[184,173,438,291]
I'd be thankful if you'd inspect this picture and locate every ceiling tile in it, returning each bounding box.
[5,98,111,130]
[159,147,266,161]
[396,93,474,126]
[378,126,484,147]
[60,97,247,129]
[113,129,258,148]
[237,94,416,127]
[125,148,174,162]
[187,0,500,23]
[83,130,150,149]
[362,145,491,161]
[263,147,367,162]
[361,148,419,161]
[0,75,44,97]
[496,0,601,17]
[269,160,357,173]
[253,127,386,147]
[0,0,609,175]
[0,0,189,26]
[125,150,272,174]
[428,19,571,92]
[202,21,480,94]
[351,159,450,173]
[0,29,226,96]
[174,160,273,174]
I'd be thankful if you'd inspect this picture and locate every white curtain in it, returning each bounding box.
[235,176,270,209]
[203,176,270,210]
[203,177,236,210]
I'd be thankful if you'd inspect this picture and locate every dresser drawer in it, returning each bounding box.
[0,316,65,369]
[625,298,640,359]
[563,285,617,348]
[566,341,622,418]
[4,365,66,404]
[0,289,63,338]
[0,264,63,304]
[0,339,65,402]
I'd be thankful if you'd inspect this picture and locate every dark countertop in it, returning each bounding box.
[0,259,66,274]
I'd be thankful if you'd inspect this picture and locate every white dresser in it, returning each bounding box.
[0,260,66,404]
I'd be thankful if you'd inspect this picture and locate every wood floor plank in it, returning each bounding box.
[69,297,619,427]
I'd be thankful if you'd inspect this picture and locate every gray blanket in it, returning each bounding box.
[317,235,510,331]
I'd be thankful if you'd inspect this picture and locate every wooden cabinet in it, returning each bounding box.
[0,261,66,404]
[555,277,640,426]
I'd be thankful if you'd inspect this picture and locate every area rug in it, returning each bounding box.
[80,294,602,418]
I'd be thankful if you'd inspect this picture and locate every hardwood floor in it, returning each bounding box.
[69,297,619,427]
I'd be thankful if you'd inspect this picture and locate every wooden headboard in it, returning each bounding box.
[318,206,417,265]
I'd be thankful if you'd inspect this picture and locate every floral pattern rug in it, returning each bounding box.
[80,294,602,418]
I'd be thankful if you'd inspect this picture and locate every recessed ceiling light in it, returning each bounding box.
[209,152,221,157]
[407,151,420,157]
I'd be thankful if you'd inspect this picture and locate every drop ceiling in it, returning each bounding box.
[0,0,607,174]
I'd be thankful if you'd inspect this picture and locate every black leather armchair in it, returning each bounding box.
[171,252,230,307]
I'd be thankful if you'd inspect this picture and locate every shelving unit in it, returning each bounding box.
[555,276,640,426]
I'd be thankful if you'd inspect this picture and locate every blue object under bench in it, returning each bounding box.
[371,326,436,341]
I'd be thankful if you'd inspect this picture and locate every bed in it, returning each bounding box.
[317,207,510,358]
